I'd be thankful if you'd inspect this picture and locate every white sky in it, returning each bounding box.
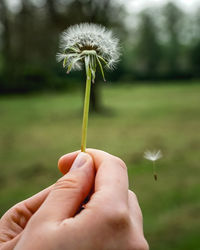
[6,0,200,13]
[118,0,200,13]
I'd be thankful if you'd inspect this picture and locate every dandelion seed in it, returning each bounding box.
[57,23,120,152]
[144,150,162,181]
[144,150,162,162]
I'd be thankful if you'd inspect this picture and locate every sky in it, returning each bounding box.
[118,0,200,13]
[6,0,200,13]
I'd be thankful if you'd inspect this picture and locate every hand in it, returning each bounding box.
[0,149,149,250]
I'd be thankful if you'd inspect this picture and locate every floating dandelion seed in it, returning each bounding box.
[144,150,162,181]
[144,150,162,162]
[57,23,120,152]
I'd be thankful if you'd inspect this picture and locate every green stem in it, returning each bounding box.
[153,161,157,181]
[81,65,92,152]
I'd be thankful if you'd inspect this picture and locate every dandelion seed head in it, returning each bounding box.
[57,23,120,75]
[144,150,162,162]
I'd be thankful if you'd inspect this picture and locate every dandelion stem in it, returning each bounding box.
[153,161,157,181]
[81,61,92,152]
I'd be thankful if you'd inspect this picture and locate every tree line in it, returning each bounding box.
[0,0,200,94]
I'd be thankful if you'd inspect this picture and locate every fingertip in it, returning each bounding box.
[58,156,66,175]
[69,152,94,172]
[86,148,117,169]
[83,152,94,165]
[58,151,79,175]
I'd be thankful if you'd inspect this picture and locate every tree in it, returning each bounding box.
[0,0,126,109]
[0,0,11,72]
[190,8,200,77]
[162,2,183,76]
[136,10,162,78]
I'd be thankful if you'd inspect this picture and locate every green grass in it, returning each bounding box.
[0,82,200,250]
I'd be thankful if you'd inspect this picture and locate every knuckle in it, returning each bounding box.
[128,190,139,204]
[130,238,149,250]
[138,239,149,250]
[128,190,143,221]
[4,202,33,229]
[105,205,130,230]
[128,190,137,200]
[144,240,150,250]
[112,156,127,171]
[54,177,80,192]
[13,202,32,218]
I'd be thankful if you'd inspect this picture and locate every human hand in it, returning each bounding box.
[0,151,78,250]
[0,149,149,250]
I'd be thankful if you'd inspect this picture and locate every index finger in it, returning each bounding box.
[86,149,129,209]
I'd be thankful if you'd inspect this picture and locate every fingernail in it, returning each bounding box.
[70,152,88,171]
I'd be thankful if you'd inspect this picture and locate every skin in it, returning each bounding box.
[0,149,149,250]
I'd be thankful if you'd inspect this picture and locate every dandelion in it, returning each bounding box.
[144,150,162,181]
[57,23,120,152]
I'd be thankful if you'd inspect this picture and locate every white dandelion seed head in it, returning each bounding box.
[144,150,163,162]
[57,23,120,79]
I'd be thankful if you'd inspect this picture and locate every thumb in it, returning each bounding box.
[37,152,95,221]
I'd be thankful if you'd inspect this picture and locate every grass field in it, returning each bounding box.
[0,82,200,250]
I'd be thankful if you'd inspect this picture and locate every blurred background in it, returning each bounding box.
[0,0,200,249]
